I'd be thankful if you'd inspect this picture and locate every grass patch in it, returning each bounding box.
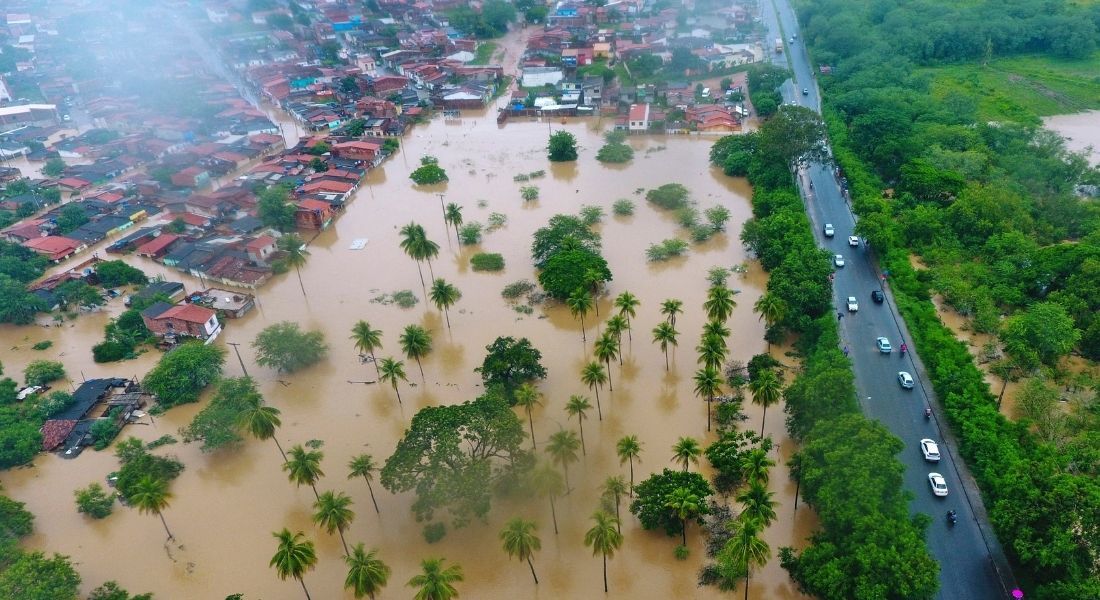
[472,42,497,65]
[32,341,53,351]
[471,253,505,272]
[613,199,635,216]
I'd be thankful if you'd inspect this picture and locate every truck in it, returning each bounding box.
[775,38,784,53]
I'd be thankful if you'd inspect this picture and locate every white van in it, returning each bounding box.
[701,87,711,99]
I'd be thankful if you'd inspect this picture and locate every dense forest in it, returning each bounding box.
[793,0,1100,597]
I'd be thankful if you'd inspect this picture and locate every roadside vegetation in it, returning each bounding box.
[796,0,1100,596]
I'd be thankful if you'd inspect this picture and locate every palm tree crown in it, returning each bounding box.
[345,544,390,599]
[443,202,463,243]
[666,486,703,546]
[580,361,608,420]
[377,357,408,404]
[566,288,593,342]
[652,322,679,371]
[270,528,318,600]
[546,429,581,491]
[278,234,309,296]
[694,366,723,432]
[749,369,783,437]
[697,333,728,372]
[408,557,463,600]
[350,321,383,378]
[313,490,355,555]
[500,517,542,584]
[429,279,462,330]
[514,382,542,449]
[564,395,592,455]
[530,462,565,535]
[399,325,433,379]
[284,444,325,499]
[130,475,173,540]
[704,285,736,323]
[737,480,778,527]
[348,453,382,513]
[584,510,624,593]
[237,402,286,460]
[660,298,684,326]
[593,332,619,390]
[616,435,642,493]
[671,436,702,471]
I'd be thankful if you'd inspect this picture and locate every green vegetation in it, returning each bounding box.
[475,336,548,404]
[458,222,483,245]
[547,131,578,162]
[181,376,264,451]
[629,469,712,537]
[257,184,296,232]
[141,342,225,408]
[253,321,328,373]
[94,308,153,363]
[94,261,148,287]
[74,483,115,519]
[410,156,449,185]
[448,0,515,38]
[471,252,505,272]
[471,41,497,65]
[23,360,66,387]
[531,214,611,299]
[645,239,689,262]
[112,437,184,502]
[745,63,788,118]
[56,204,88,233]
[645,183,690,210]
[31,341,52,351]
[612,199,635,216]
[520,186,539,201]
[596,130,634,163]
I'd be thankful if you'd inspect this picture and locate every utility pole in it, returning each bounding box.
[227,342,249,378]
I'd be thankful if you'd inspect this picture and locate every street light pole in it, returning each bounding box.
[227,342,249,378]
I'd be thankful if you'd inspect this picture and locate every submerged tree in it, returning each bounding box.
[429,279,462,330]
[546,429,581,492]
[270,529,318,600]
[564,395,592,455]
[348,454,382,513]
[284,444,325,500]
[129,475,174,541]
[584,511,624,593]
[313,491,354,555]
[653,322,679,371]
[616,435,642,494]
[344,544,390,600]
[407,558,463,600]
[500,517,542,585]
[399,325,433,379]
[350,321,384,379]
[377,357,408,404]
[580,361,607,420]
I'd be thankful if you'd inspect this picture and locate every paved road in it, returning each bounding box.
[760,2,1015,598]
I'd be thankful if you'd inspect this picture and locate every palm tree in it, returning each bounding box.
[666,487,703,546]
[270,529,318,600]
[130,475,174,541]
[584,268,605,316]
[584,510,624,593]
[377,357,408,404]
[546,429,581,492]
[693,366,723,432]
[605,314,628,365]
[514,383,542,449]
[704,285,736,323]
[350,321,384,379]
[278,234,309,296]
[580,361,607,420]
[500,517,542,584]
[593,332,619,391]
[696,333,728,372]
[237,403,287,461]
[399,325,433,379]
[418,232,441,281]
[530,463,565,534]
[313,491,354,555]
[652,322,679,371]
[566,288,593,343]
[443,202,463,243]
[408,558,463,600]
[613,291,640,342]
[429,279,462,330]
[671,436,701,472]
[616,435,642,494]
[347,454,381,513]
[753,293,786,347]
[719,517,770,600]
[399,222,429,288]
[660,298,684,327]
[600,476,628,534]
[736,480,777,527]
[741,448,775,487]
[702,320,731,349]
[564,395,592,455]
[284,444,325,500]
[749,369,782,437]
[344,544,390,599]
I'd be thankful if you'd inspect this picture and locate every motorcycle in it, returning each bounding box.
[947,510,958,526]
[925,407,932,420]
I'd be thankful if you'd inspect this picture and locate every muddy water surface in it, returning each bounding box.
[1,114,814,598]
[1044,110,1100,166]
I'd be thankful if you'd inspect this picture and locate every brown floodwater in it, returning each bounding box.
[1044,110,1100,166]
[0,97,816,598]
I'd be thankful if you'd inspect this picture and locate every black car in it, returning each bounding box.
[871,290,885,303]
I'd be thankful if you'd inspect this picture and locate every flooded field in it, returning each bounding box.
[0,113,814,598]
[1044,110,1100,166]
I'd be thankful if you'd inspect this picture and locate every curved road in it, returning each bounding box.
[760,1,1016,598]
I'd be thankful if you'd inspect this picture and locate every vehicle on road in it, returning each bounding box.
[848,235,860,247]
[846,296,858,312]
[947,510,958,526]
[871,290,885,303]
[775,38,783,53]
[876,337,892,353]
[823,223,834,237]
[834,254,845,267]
[920,439,941,462]
[928,472,949,497]
[802,88,809,96]
[898,371,914,389]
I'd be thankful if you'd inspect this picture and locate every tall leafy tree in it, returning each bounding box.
[564,395,591,455]
[399,222,431,288]
[546,429,581,492]
[593,332,619,391]
[652,322,679,371]
[566,288,593,343]
[718,516,770,600]
[313,491,354,555]
[443,203,463,243]
[601,475,628,534]
[704,285,736,323]
[741,448,775,487]
[270,529,318,600]
[753,293,786,343]
[696,333,728,372]
[399,325,433,379]
[671,437,701,472]
[514,383,542,449]
[616,435,642,494]
[350,321,383,379]
[284,444,325,500]
[702,320,731,349]
[408,558,463,600]
[500,517,542,585]
[660,298,683,326]
[130,475,174,541]
[693,366,722,431]
[344,544,390,599]
[580,361,607,419]
[377,357,408,404]
[605,314,628,365]
[584,511,624,593]
[237,403,286,461]
[736,480,777,527]
[613,291,640,342]
[530,463,565,534]
[475,336,548,403]
[429,279,462,330]
[278,234,310,296]
[749,369,782,437]
[665,487,703,546]
[348,454,382,513]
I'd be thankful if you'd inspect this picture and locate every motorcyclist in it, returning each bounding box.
[900,343,908,355]
[924,407,932,419]
[947,510,958,525]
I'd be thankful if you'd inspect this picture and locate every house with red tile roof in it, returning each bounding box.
[141,301,222,342]
[57,177,92,192]
[245,235,276,263]
[332,140,382,162]
[296,198,336,229]
[23,235,84,261]
[135,233,179,258]
[2,218,49,243]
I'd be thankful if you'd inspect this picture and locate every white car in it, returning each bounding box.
[898,371,914,389]
[823,223,834,237]
[928,472,948,497]
[920,439,941,462]
[848,236,860,247]
[834,254,845,267]
[846,296,858,312]
[876,337,892,353]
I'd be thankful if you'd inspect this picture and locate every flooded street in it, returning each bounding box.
[1044,110,1100,166]
[1,112,814,598]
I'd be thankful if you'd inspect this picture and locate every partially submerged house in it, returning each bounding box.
[40,378,149,457]
[141,302,222,343]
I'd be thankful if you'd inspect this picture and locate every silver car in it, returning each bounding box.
[834,254,845,267]
[920,439,941,462]
[876,337,892,353]
[928,473,949,497]
[898,371,914,389]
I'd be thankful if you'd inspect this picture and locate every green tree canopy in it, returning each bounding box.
[0,551,80,600]
[629,468,712,537]
[547,131,578,162]
[475,336,548,404]
[257,185,296,232]
[253,321,329,373]
[537,246,612,300]
[142,342,225,408]
[181,376,263,451]
[94,260,148,287]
